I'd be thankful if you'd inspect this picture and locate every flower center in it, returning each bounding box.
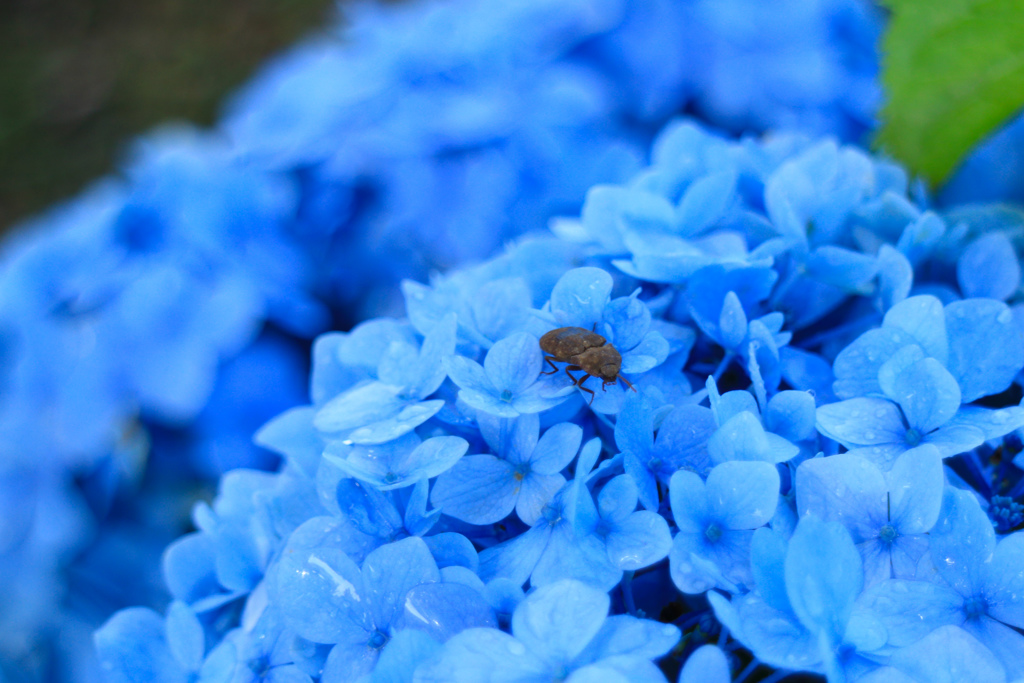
[878,524,898,544]
[963,597,988,620]
[705,523,723,543]
[368,629,389,650]
[904,428,922,447]
[383,472,398,484]
[542,503,563,524]
[500,389,513,402]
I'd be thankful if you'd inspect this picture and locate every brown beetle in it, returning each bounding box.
[539,326,636,404]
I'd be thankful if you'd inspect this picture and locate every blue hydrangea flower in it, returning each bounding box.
[668,461,779,593]
[413,579,680,683]
[859,488,1024,679]
[269,535,493,681]
[615,393,717,511]
[430,414,582,525]
[314,314,458,445]
[796,445,944,586]
[444,332,574,418]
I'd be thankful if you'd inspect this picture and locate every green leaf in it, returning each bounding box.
[875,0,1024,186]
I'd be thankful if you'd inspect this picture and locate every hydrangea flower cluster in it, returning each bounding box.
[96,118,1024,683]
[0,1,888,681]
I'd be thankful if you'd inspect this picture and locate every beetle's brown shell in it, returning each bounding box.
[539,326,606,358]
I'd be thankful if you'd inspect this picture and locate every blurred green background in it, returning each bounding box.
[0,0,338,232]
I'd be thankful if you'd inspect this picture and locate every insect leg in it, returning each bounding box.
[618,374,636,393]
[577,374,596,405]
[541,355,560,375]
[564,364,582,384]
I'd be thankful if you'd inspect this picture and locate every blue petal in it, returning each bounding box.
[95,608,187,683]
[164,601,204,673]
[390,435,468,487]
[669,530,749,594]
[549,267,613,328]
[676,170,737,236]
[877,244,914,310]
[268,517,369,644]
[727,594,818,670]
[785,517,862,645]
[431,455,519,525]
[603,293,651,351]
[805,246,878,290]
[832,328,915,399]
[708,411,797,464]
[796,454,886,543]
[678,645,731,683]
[517,473,566,527]
[404,479,441,538]
[511,377,576,415]
[624,450,660,514]
[880,294,950,368]
[877,344,927,400]
[444,355,495,397]
[597,475,639,525]
[713,388,760,427]
[958,233,1020,301]
[530,522,621,591]
[882,295,948,366]
[669,470,708,533]
[412,628,549,683]
[423,533,479,573]
[886,625,1007,683]
[928,488,995,598]
[655,405,717,472]
[530,422,583,475]
[749,528,792,615]
[706,461,779,530]
[619,330,670,374]
[962,617,1024,680]
[314,382,404,433]
[346,399,446,446]
[408,312,458,398]
[945,299,1024,402]
[943,405,1024,441]
[984,532,1024,629]
[254,406,323,477]
[922,422,986,458]
[614,393,654,458]
[605,511,672,571]
[889,358,960,435]
[575,614,680,661]
[816,398,906,449]
[858,579,962,647]
[478,524,550,586]
[718,291,748,350]
[471,278,533,342]
[397,582,497,642]
[764,390,816,442]
[484,333,543,395]
[366,630,440,683]
[887,445,943,535]
[362,537,440,630]
[510,580,609,663]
